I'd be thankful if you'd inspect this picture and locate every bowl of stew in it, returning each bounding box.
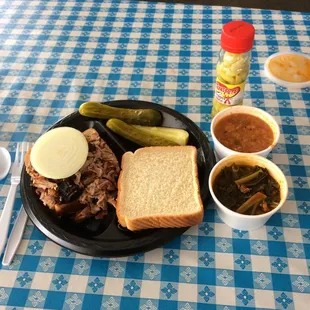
[209,154,288,230]
[211,106,280,160]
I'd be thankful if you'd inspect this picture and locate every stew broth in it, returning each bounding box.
[214,113,274,153]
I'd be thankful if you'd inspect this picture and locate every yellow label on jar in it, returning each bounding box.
[214,78,246,106]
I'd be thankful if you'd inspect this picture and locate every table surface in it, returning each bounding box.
[0,0,309,309]
[145,0,310,14]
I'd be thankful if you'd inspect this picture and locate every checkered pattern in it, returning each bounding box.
[0,0,309,309]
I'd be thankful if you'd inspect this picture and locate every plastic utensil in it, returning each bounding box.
[2,207,28,266]
[0,142,31,257]
[0,147,11,181]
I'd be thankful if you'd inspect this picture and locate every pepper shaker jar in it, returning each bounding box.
[211,21,255,117]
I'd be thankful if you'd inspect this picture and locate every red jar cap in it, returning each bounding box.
[221,21,255,53]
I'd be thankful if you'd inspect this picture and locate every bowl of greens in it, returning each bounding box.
[208,154,288,230]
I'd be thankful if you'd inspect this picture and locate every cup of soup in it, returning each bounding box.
[211,106,280,160]
[209,154,288,230]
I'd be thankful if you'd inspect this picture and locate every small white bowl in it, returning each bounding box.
[264,51,310,89]
[211,105,280,160]
[209,154,288,231]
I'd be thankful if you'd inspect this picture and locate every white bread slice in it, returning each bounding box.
[116,146,203,231]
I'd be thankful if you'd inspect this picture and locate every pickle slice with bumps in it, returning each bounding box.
[79,102,162,126]
[106,119,178,146]
[132,125,189,146]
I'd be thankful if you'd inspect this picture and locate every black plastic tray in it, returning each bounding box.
[21,100,216,257]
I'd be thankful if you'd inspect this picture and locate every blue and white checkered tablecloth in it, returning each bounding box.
[0,0,309,309]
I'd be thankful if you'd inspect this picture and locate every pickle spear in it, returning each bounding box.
[79,102,162,126]
[106,119,178,146]
[132,125,189,145]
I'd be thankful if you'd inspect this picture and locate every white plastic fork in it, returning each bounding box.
[2,206,28,266]
[0,142,31,257]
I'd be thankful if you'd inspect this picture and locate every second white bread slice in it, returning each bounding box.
[116,146,203,231]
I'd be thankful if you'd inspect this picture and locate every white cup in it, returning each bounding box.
[211,106,280,160]
[209,154,288,231]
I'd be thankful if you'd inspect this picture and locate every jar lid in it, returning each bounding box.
[264,51,310,89]
[221,21,255,54]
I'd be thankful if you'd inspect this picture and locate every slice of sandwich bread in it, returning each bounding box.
[116,146,204,231]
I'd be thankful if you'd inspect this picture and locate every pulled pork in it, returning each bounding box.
[25,128,120,222]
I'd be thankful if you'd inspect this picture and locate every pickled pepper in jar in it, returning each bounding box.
[211,21,255,117]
